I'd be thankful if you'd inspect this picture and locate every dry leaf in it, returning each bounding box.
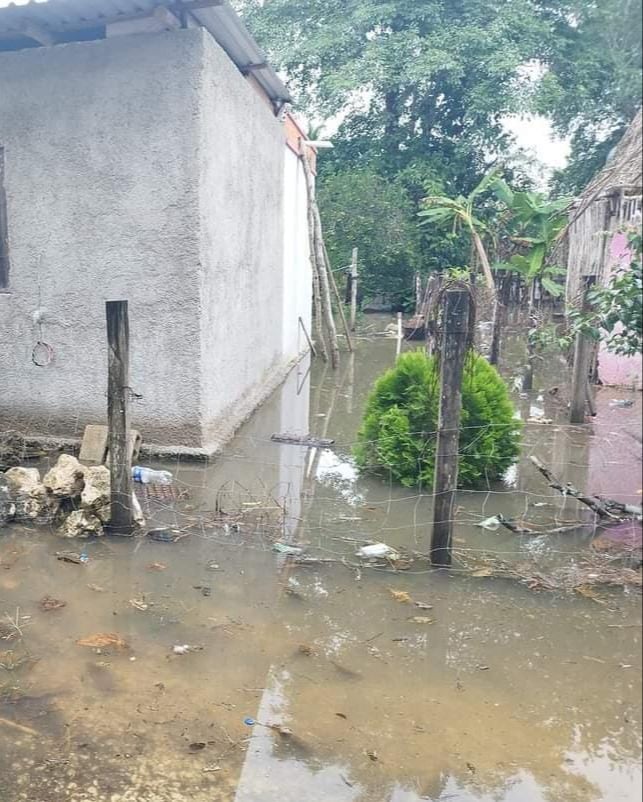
[388,589,412,604]
[471,568,494,578]
[575,585,607,605]
[39,596,67,612]
[87,584,106,593]
[409,616,434,625]
[129,598,149,611]
[189,742,207,752]
[76,633,128,650]
[146,563,167,572]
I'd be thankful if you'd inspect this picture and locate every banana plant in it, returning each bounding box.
[418,169,501,292]
[492,181,570,298]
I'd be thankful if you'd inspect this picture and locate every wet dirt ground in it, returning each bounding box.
[1,316,641,802]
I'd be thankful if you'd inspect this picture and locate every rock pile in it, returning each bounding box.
[1,454,144,537]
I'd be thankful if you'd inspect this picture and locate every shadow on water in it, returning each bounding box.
[0,314,641,801]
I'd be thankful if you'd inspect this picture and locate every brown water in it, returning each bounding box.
[1,316,641,802]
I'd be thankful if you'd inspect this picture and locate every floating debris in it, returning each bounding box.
[272,543,304,556]
[55,551,88,565]
[39,596,67,613]
[456,550,642,593]
[147,529,188,543]
[357,543,401,561]
[271,433,335,448]
[477,515,502,532]
[129,598,149,612]
[172,644,204,655]
[76,633,128,650]
[388,589,412,603]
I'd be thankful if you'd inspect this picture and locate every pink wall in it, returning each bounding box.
[597,232,643,389]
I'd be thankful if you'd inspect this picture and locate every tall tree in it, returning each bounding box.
[234,0,561,186]
[538,0,643,194]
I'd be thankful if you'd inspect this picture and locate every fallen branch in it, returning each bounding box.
[0,716,40,737]
[271,434,335,448]
[529,457,642,520]
[497,515,587,536]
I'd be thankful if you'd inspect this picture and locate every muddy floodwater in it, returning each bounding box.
[1,316,641,802]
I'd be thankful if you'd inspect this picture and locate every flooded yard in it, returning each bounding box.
[1,317,641,802]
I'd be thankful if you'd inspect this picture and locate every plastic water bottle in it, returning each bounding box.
[132,466,173,485]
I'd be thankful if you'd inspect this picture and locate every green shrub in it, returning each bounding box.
[354,351,521,488]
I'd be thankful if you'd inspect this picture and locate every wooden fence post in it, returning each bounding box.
[106,300,134,535]
[350,248,359,332]
[431,289,471,567]
[570,276,597,424]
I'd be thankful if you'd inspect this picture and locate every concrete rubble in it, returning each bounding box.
[1,453,144,536]
[60,509,105,539]
[4,466,56,523]
[43,454,86,498]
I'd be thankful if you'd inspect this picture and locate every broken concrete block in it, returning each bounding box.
[81,465,111,522]
[43,454,86,499]
[60,509,104,539]
[78,425,108,464]
[79,425,142,464]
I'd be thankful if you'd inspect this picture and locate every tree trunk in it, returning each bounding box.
[299,145,340,369]
[471,229,496,292]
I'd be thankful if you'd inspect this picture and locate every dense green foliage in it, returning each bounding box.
[318,169,420,301]
[233,0,642,293]
[492,181,570,295]
[319,164,469,302]
[355,352,521,488]
[570,231,643,357]
[538,0,643,195]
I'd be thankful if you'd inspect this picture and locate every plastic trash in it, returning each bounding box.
[356,543,401,560]
[132,467,173,485]
[477,515,502,532]
[609,399,635,408]
[272,543,304,556]
[243,717,293,737]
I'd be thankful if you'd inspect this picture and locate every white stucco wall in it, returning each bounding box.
[197,32,288,452]
[282,146,312,362]
[0,28,306,453]
[0,30,203,446]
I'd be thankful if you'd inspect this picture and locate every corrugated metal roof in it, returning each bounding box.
[0,0,292,107]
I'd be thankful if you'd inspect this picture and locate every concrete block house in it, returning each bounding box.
[0,0,313,454]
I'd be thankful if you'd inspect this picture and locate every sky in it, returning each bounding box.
[0,0,571,181]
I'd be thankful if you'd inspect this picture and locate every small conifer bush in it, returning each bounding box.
[354,351,521,488]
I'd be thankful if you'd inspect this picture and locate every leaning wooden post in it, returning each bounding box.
[323,241,354,352]
[106,300,134,535]
[350,248,359,331]
[570,276,596,424]
[431,289,471,567]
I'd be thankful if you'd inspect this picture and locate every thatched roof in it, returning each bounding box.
[573,108,642,220]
